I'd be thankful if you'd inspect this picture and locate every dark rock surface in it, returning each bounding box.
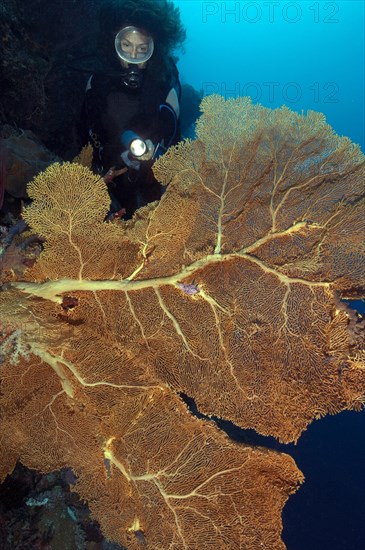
[0,0,100,159]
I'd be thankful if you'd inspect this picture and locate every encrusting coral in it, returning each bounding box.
[1,95,364,549]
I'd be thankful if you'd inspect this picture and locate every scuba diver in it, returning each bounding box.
[80,0,186,219]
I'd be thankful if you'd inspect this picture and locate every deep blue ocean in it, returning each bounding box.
[174,1,365,549]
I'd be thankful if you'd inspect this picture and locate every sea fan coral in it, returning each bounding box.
[0,96,364,549]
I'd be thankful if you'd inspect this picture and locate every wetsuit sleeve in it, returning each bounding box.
[78,98,91,149]
[157,62,181,148]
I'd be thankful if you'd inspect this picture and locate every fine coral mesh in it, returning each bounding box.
[1,96,364,549]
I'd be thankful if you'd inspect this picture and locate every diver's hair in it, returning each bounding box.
[98,0,186,63]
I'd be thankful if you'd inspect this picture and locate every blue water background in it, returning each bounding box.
[176,0,365,150]
[174,1,365,549]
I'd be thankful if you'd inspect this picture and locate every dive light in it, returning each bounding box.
[121,130,147,158]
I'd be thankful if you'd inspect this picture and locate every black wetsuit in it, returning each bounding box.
[80,59,181,218]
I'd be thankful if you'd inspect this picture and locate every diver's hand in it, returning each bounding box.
[104,166,128,184]
[120,140,155,171]
[121,151,141,170]
[139,139,155,161]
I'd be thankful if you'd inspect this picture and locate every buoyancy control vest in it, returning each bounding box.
[81,58,181,173]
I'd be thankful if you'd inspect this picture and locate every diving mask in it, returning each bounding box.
[115,26,154,64]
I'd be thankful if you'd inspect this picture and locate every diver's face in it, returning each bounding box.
[120,30,150,61]
[115,26,154,69]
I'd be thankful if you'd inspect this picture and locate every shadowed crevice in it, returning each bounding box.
[179,392,289,452]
